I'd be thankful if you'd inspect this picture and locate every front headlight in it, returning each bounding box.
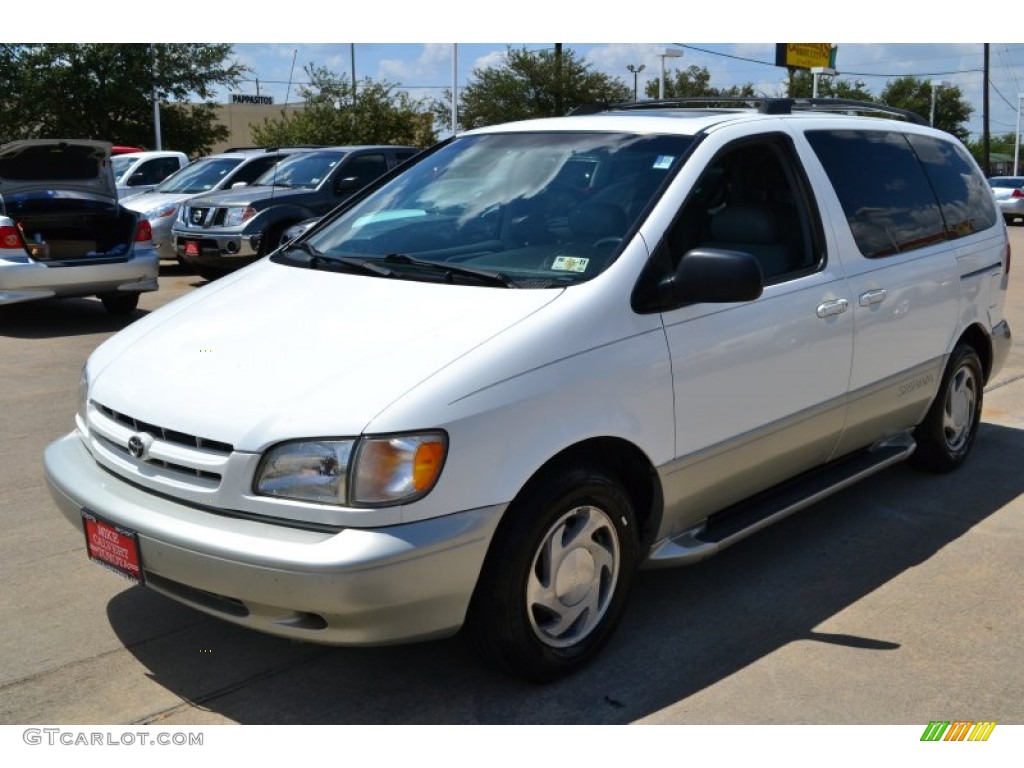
[254,432,447,508]
[255,440,355,505]
[223,206,256,227]
[145,204,179,220]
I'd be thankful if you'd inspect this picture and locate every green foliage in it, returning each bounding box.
[435,46,632,131]
[879,76,972,140]
[644,65,756,99]
[250,64,435,148]
[786,70,873,100]
[0,44,246,155]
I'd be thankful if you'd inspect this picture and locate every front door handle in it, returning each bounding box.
[859,289,888,307]
[816,298,849,318]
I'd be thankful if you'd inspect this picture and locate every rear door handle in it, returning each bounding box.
[816,298,849,318]
[859,289,888,306]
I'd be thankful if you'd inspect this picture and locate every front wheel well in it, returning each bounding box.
[515,437,663,552]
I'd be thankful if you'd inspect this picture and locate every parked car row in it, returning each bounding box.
[0,140,421,315]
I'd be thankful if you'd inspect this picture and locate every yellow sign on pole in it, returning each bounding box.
[775,44,836,70]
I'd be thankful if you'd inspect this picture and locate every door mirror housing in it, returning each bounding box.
[634,248,764,312]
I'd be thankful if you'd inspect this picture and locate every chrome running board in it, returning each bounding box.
[644,434,916,568]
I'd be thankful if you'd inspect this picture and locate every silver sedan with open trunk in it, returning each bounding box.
[0,139,158,314]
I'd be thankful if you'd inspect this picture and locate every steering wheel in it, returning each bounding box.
[592,236,623,251]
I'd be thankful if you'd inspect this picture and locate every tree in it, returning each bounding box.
[0,44,247,155]
[644,64,756,100]
[879,76,972,140]
[251,64,436,148]
[786,70,873,101]
[435,46,632,132]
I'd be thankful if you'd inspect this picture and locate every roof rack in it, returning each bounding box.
[221,145,325,153]
[577,97,928,126]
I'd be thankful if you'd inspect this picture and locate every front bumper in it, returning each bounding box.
[171,227,261,270]
[44,432,504,645]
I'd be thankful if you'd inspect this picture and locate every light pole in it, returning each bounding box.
[659,48,683,99]
[626,64,645,101]
[150,43,162,150]
[930,79,951,127]
[811,66,836,99]
[1016,93,1023,176]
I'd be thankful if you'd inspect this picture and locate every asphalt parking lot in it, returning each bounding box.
[1,237,1022,727]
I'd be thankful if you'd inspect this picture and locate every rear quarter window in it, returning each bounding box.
[906,133,997,237]
[805,129,946,258]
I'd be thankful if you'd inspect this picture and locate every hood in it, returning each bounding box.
[89,260,562,450]
[121,191,189,215]
[185,184,311,209]
[0,139,116,203]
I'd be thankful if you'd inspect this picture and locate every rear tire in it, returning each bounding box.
[910,344,983,473]
[468,464,638,681]
[99,292,140,315]
[194,266,228,282]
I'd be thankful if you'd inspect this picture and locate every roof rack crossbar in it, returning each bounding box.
[580,97,927,126]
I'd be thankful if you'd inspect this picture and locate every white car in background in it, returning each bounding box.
[122,148,312,256]
[0,139,157,314]
[112,150,188,198]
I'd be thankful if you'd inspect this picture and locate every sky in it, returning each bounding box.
[14,3,1024,143]
[222,42,1024,142]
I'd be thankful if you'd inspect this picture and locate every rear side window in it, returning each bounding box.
[806,130,946,258]
[906,134,997,237]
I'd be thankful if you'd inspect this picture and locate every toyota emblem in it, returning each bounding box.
[127,435,146,459]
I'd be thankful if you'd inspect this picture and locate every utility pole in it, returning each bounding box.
[983,44,991,176]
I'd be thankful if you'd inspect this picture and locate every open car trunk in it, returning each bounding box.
[0,139,137,262]
[6,193,138,262]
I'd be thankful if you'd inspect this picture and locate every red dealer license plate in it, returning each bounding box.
[184,240,200,256]
[81,511,144,584]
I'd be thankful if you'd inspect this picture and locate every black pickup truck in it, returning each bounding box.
[171,145,419,279]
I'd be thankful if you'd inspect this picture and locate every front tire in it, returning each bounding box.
[99,292,140,315]
[910,344,983,473]
[468,465,638,681]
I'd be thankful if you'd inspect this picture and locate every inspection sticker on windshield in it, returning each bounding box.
[652,155,675,170]
[81,510,143,584]
[552,256,589,273]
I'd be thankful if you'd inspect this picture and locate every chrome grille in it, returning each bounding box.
[88,401,233,488]
[96,403,232,453]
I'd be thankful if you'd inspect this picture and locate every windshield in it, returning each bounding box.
[111,156,137,182]
[303,132,692,287]
[153,157,244,193]
[254,150,345,189]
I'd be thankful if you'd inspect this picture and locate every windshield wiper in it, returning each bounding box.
[286,242,397,277]
[382,253,518,288]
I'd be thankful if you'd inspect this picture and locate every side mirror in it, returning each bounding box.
[231,181,248,189]
[634,248,763,312]
[335,176,361,194]
[667,248,763,304]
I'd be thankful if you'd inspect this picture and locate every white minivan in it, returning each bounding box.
[44,99,1012,680]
